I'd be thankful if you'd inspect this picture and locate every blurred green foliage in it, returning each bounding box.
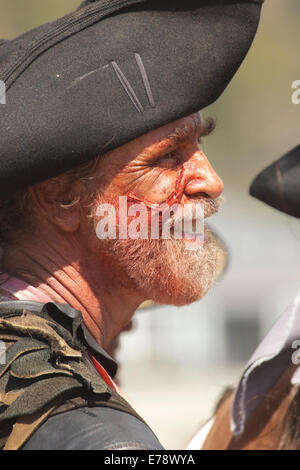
[0,0,80,37]
[0,0,299,196]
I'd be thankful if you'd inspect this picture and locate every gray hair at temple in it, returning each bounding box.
[0,158,101,248]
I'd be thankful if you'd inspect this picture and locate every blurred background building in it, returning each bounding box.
[1,0,300,449]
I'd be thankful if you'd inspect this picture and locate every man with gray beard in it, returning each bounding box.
[0,0,263,450]
[90,112,223,309]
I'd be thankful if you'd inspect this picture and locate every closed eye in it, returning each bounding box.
[155,152,179,169]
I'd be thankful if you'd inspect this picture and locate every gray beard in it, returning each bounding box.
[102,228,218,306]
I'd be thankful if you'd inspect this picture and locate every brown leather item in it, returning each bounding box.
[0,306,146,450]
[3,403,57,450]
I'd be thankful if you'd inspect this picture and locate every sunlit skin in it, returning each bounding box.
[2,112,223,350]
[102,112,222,208]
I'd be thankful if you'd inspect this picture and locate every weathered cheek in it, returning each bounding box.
[126,169,179,206]
[145,179,174,202]
[115,152,213,210]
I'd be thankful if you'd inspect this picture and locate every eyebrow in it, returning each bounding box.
[168,116,216,147]
[139,117,216,161]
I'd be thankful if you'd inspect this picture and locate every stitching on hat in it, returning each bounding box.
[111,61,144,113]
[134,53,155,109]
[1,0,145,91]
[0,81,6,105]
[65,66,106,91]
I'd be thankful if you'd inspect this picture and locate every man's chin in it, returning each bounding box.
[151,288,210,307]
[98,231,217,306]
[140,239,218,307]
[149,269,216,307]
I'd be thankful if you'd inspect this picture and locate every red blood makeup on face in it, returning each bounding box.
[125,161,198,241]
[125,147,211,211]
[95,113,221,240]
[127,166,185,211]
[120,114,206,210]
[120,164,184,241]
[122,141,222,242]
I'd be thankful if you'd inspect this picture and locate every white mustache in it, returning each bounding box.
[164,196,224,230]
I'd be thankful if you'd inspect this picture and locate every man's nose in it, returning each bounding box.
[183,151,223,200]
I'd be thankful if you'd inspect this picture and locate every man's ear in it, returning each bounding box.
[29,179,82,233]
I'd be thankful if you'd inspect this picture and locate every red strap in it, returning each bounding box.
[88,352,118,390]
[88,352,135,406]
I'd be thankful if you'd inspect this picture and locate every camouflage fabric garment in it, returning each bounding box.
[0,301,144,449]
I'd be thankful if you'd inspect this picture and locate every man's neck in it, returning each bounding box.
[1,231,144,349]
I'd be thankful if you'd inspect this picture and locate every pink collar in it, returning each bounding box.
[0,272,52,303]
[0,272,136,406]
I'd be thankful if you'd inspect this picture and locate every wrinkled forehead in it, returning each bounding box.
[106,112,204,159]
[156,112,204,140]
[94,112,206,185]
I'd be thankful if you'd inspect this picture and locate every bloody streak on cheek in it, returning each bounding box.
[124,167,187,238]
[127,166,185,211]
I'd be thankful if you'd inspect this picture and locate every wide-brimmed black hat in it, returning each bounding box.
[250,146,300,219]
[0,0,264,197]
